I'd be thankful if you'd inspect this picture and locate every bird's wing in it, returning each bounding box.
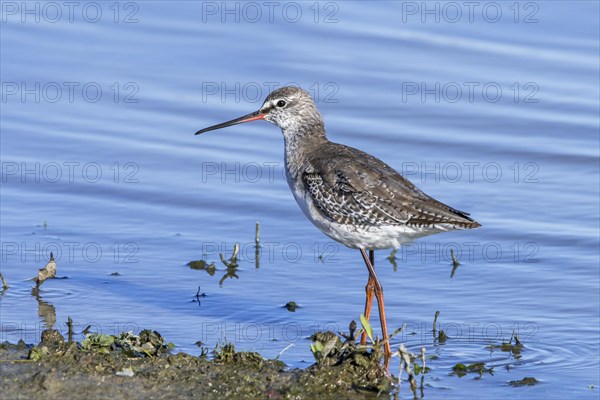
[302,144,479,229]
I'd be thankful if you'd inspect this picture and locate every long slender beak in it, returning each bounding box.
[195,110,266,135]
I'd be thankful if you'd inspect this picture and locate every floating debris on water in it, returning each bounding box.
[438,330,448,343]
[452,362,493,377]
[486,332,523,358]
[187,260,216,275]
[284,301,298,312]
[509,377,539,387]
[34,253,56,288]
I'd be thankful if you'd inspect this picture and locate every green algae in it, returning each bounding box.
[452,362,494,377]
[509,377,539,387]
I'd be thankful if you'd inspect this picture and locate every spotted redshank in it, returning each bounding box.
[195,86,480,369]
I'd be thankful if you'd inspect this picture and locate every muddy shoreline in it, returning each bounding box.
[1,329,391,400]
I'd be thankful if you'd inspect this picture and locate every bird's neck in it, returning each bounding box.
[282,123,327,175]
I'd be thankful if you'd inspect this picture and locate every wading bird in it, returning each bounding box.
[195,86,480,369]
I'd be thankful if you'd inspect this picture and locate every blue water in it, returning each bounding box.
[1,1,599,398]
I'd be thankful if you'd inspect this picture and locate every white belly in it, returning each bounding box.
[286,174,444,250]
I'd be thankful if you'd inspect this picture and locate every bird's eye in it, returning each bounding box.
[276,100,287,108]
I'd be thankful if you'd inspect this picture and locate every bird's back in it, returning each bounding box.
[299,141,480,234]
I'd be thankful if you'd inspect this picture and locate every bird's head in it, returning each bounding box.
[195,86,323,137]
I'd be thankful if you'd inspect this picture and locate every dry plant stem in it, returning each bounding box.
[0,272,9,289]
[219,243,240,267]
[255,222,260,247]
[450,249,460,267]
[255,222,260,268]
[420,347,426,390]
[399,344,417,396]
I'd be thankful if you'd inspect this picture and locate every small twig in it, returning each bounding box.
[195,287,206,307]
[450,249,460,277]
[450,263,459,278]
[433,311,440,338]
[219,243,239,268]
[513,332,521,346]
[255,222,261,268]
[195,286,206,300]
[433,311,447,342]
[276,343,295,360]
[399,344,417,396]
[420,347,426,391]
[255,222,260,247]
[0,272,9,289]
[450,249,459,266]
[254,222,261,269]
[232,243,239,262]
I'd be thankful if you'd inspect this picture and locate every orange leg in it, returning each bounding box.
[360,250,375,345]
[360,249,391,369]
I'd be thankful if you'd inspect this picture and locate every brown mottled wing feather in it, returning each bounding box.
[302,143,480,229]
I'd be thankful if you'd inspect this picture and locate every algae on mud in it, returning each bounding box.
[0,327,391,400]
